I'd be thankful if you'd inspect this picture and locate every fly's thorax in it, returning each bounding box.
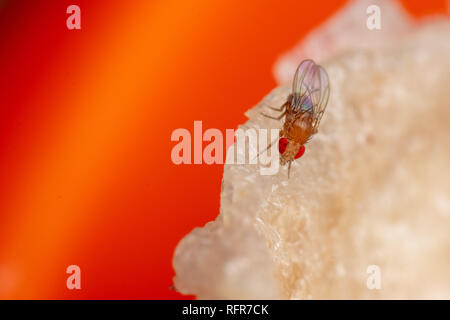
[282,113,314,146]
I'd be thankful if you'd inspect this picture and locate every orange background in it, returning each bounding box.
[0,0,447,299]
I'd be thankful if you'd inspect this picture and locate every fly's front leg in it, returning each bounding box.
[287,161,292,179]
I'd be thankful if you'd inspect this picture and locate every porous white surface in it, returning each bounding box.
[173,1,450,299]
[274,0,414,84]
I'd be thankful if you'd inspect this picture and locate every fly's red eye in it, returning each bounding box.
[295,145,306,159]
[279,138,288,154]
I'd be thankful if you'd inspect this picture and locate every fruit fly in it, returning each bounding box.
[261,59,330,178]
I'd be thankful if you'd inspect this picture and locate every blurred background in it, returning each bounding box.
[0,0,447,299]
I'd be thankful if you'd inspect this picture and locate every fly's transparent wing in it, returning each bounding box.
[310,65,330,131]
[291,59,330,130]
[291,59,316,112]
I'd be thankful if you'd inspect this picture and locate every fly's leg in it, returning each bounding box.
[256,137,278,161]
[287,161,292,179]
[260,110,286,120]
[265,101,287,112]
[267,106,284,112]
[260,102,287,120]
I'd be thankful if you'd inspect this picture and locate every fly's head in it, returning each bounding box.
[278,137,305,165]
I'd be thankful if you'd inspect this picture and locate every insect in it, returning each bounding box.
[261,59,330,178]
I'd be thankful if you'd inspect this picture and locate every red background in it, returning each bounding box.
[0,0,447,299]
